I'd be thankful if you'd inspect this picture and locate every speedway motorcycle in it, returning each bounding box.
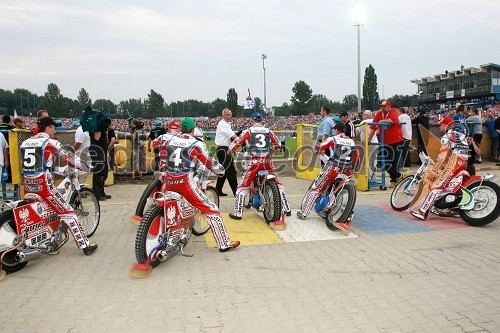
[237,152,284,223]
[0,168,100,276]
[391,152,500,226]
[314,154,357,232]
[131,167,218,236]
[134,189,197,271]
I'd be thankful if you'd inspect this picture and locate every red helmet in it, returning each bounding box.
[169,120,180,130]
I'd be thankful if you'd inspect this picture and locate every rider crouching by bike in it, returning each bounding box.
[20,117,98,255]
[227,112,291,220]
[158,118,240,252]
[297,122,358,219]
[411,117,469,220]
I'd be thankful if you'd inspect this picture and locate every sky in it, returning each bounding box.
[1,0,499,109]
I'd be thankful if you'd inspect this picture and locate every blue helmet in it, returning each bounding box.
[72,120,80,127]
[251,112,263,121]
[154,120,162,126]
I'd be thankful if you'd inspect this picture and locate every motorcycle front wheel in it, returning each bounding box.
[262,179,282,223]
[192,186,219,236]
[390,175,423,211]
[70,188,100,238]
[325,183,356,231]
[459,180,500,226]
[0,210,28,274]
[135,205,167,267]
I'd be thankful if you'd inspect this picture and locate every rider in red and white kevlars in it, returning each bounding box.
[157,118,240,252]
[19,117,98,255]
[227,112,291,220]
[411,117,469,220]
[151,120,181,172]
[297,122,359,219]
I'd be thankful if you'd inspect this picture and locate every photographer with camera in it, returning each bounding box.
[88,108,112,201]
[130,117,145,182]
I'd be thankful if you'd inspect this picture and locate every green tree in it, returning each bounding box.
[342,94,358,112]
[227,88,239,117]
[362,64,379,110]
[387,94,414,108]
[254,97,264,114]
[77,88,91,110]
[41,83,64,117]
[291,80,313,115]
[211,98,227,117]
[274,102,292,116]
[146,89,165,118]
[117,99,143,118]
[93,99,116,114]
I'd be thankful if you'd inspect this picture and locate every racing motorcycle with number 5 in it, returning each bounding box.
[0,169,100,277]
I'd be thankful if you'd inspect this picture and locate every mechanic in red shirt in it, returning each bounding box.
[368,100,404,187]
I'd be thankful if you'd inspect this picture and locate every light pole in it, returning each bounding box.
[262,54,267,110]
[353,7,365,115]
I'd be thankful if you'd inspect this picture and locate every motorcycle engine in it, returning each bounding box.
[434,192,462,209]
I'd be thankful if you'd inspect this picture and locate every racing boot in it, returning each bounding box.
[83,243,98,256]
[219,241,240,253]
[296,210,307,220]
[411,209,428,220]
[228,213,241,220]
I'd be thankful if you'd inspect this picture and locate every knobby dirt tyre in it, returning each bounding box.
[458,180,500,226]
[135,205,166,267]
[262,179,282,223]
[70,188,100,238]
[325,183,356,231]
[390,175,423,212]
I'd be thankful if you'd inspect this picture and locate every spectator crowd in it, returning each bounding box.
[7,102,500,133]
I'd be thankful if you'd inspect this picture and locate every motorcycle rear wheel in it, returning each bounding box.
[262,179,282,223]
[0,210,28,274]
[458,180,500,226]
[192,186,219,236]
[135,205,167,267]
[390,175,423,211]
[325,183,356,231]
[70,188,100,238]
[134,179,162,218]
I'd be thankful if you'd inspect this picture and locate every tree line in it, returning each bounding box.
[0,65,416,119]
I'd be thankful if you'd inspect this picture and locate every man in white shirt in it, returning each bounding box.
[193,120,204,142]
[215,108,238,196]
[0,134,9,180]
[73,121,90,159]
[356,110,378,178]
[399,108,412,167]
[73,120,91,183]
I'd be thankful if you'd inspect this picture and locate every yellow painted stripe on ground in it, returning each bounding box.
[203,212,283,248]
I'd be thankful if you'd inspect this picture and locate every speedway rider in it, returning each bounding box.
[411,117,469,220]
[19,117,98,255]
[227,112,291,220]
[297,122,358,220]
[158,118,240,252]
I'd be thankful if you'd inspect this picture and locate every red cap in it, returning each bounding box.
[380,100,391,107]
[438,117,454,126]
[169,120,180,129]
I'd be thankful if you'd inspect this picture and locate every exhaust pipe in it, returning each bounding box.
[16,249,43,263]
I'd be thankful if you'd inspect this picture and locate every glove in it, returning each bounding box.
[2,169,8,181]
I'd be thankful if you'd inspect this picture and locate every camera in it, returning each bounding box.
[129,118,144,130]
